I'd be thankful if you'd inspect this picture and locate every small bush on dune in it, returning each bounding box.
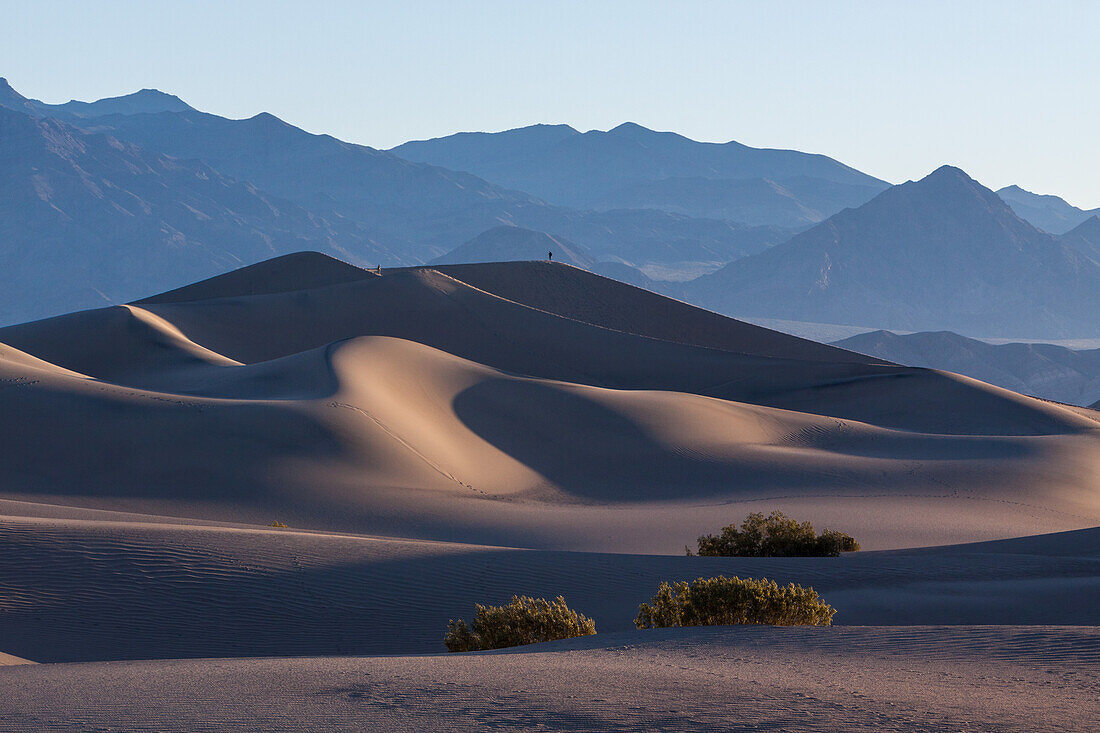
[634,576,836,628]
[690,511,860,557]
[815,528,861,556]
[267,520,289,528]
[445,595,597,652]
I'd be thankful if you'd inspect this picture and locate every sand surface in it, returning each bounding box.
[1,256,1098,553]
[1,515,1096,662]
[2,627,1096,732]
[1,255,1097,730]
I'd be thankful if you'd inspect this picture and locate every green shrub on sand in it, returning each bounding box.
[690,511,860,557]
[445,595,597,652]
[635,576,836,628]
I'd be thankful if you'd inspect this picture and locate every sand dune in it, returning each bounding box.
[3,626,1096,732]
[138,250,378,305]
[0,255,1097,731]
[1,255,1099,552]
[0,514,1096,663]
[427,260,876,363]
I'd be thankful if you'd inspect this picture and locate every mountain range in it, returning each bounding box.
[0,104,397,324]
[432,226,594,269]
[3,78,1100,342]
[392,122,889,227]
[0,78,812,324]
[1059,215,1100,263]
[430,225,657,289]
[67,102,796,266]
[834,329,1100,407]
[681,165,1100,339]
[997,184,1100,235]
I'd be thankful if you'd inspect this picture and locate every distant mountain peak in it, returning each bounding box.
[998,183,1061,202]
[247,111,289,126]
[609,121,650,133]
[1074,214,1100,231]
[0,77,35,113]
[996,184,1100,234]
[898,165,1011,213]
[85,88,193,114]
[2,82,196,119]
[606,121,684,142]
[682,160,1100,339]
[431,225,595,269]
[921,164,977,186]
[129,88,191,106]
[1060,215,1100,262]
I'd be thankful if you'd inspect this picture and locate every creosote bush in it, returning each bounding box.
[634,576,836,628]
[689,511,860,557]
[445,595,597,652]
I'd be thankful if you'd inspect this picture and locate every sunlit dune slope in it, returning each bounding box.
[1,255,1098,551]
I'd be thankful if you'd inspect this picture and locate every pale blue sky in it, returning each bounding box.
[3,0,1098,205]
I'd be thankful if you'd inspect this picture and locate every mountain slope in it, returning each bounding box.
[835,329,1100,407]
[0,79,799,324]
[682,166,1100,339]
[1060,215,1100,263]
[0,77,37,114]
[56,100,787,266]
[431,226,595,267]
[29,88,194,119]
[998,184,1100,234]
[0,106,398,325]
[391,122,888,226]
[66,107,533,260]
[592,175,884,228]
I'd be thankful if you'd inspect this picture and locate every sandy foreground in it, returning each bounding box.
[1,257,1098,730]
[0,507,1096,730]
[0,512,1097,662]
[2,627,1097,732]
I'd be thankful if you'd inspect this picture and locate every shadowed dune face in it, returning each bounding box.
[1,257,1099,551]
[0,516,1097,663]
[452,376,817,501]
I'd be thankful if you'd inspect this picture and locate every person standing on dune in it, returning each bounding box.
[548,251,553,262]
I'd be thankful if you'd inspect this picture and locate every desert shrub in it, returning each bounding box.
[444,595,597,652]
[815,528,860,555]
[690,511,860,557]
[267,520,289,528]
[634,576,836,628]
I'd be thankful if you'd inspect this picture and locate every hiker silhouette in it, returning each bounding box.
[548,251,553,262]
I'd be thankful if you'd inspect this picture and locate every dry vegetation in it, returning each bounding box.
[690,511,860,557]
[635,576,836,628]
[445,595,597,652]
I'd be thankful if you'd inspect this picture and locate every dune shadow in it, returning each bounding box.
[3,527,1093,663]
[452,377,825,502]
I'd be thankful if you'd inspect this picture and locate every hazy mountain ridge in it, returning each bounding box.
[591,175,884,228]
[391,122,890,227]
[431,226,595,268]
[998,184,1100,234]
[0,79,808,324]
[1059,216,1100,263]
[0,104,397,325]
[681,165,1100,339]
[38,87,793,268]
[835,329,1100,407]
[5,78,1100,341]
[429,225,657,288]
